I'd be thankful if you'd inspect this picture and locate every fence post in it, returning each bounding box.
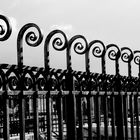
[17,23,43,140]
[44,30,67,140]
[87,40,106,140]
[65,70,77,140]
[66,35,88,140]
[107,44,124,140]
[121,47,134,139]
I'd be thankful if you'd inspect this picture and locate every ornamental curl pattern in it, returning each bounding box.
[0,14,139,93]
[44,30,68,70]
[67,35,88,70]
[88,40,106,58]
[1,15,140,140]
[134,51,140,65]
[121,47,133,63]
[0,15,12,41]
[17,23,43,67]
[106,44,121,61]
[0,65,139,92]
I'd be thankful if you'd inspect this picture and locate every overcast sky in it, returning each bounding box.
[0,0,140,76]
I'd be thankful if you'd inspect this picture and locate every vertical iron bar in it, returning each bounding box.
[66,35,88,140]
[136,62,140,140]
[128,56,134,140]
[86,94,93,140]
[17,23,43,140]
[66,90,77,140]
[115,46,124,140]
[1,68,10,140]
[88,41,106,138]
[96,91,101,140]
[19,92,25,140]
[33,91,39,140]
[57,91,64,140]
[104,93,109,140]
[3,92,10,140]
[85,50,92,140]
[115,92,124,140]
[102,46,109,140]
[44,30,67,140]
[65,67,77,140]
[102,53,108,140]
[77,90,84,140]
[107,44,125,139]
[45,71,52,140]
[32,71,39,140]
[46,91,52,140]
[111,91,116,140]
[135,92,139,140]
[130,93,134,139]
[121,48,134,139]
[45,73,52,140]
[123,92,128,140]
[115,58,124,140]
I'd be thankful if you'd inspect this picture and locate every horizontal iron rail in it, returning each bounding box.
[0,90,140,96]
[0,63,138,80]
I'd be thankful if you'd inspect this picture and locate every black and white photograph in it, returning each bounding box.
[0,0,140,139]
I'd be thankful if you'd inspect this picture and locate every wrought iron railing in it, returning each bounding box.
[0,14,140,140]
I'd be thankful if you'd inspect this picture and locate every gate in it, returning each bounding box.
[0,14,140,140]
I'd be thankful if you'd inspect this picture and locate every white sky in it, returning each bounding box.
[0,0,140,76]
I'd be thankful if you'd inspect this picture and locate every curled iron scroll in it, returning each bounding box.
[121,47,133,63]
[106,44,121,60]
[0,15,12,41]
[88,40,106,58]
[134,51,140,65]
[44,30,68,69]
[68,35,88,55]
[22,70,36,90]
[6,68,20,90]
[67,35,88,70]
[17,23,43,67]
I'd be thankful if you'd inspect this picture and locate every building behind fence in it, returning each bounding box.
[0,14,140,140]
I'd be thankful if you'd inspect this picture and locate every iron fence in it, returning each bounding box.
[0,14,140,140]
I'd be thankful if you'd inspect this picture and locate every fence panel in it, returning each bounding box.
[0,14,140,140]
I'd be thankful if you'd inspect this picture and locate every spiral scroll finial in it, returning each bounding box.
[44,30,68,69]
[88,40,106,58]
[68,35,88,55]
[121,47,133,63]
[106,44,121,61]
[67,35,88,70]
[134,51,140,65]
[17,23,43,67]
[0,15,12,41]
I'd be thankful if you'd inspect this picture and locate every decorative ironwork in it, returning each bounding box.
[17,23,43,68]
[0,14,140,140]
[0,15,12,41]
[67,35,88,71]
[44,30,68,70]
[121,47,133,63]
[121,47,133,77]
